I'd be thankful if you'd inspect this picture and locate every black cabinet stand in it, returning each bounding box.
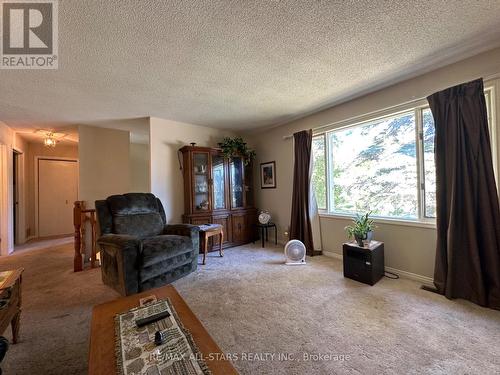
[343,241,384,286]
[253,223,277,247]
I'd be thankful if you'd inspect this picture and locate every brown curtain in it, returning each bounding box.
[290,130,314,255]
[427,78,500,310]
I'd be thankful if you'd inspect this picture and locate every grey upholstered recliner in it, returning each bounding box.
[95,193,199,296]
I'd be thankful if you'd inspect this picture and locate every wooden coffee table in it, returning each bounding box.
[89,285,237,375]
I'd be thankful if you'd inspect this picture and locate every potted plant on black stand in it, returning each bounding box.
[345,212,375,247]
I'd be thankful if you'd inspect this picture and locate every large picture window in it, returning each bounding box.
[312,86,495,223]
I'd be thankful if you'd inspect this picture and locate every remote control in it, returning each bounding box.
[135,310,171,328]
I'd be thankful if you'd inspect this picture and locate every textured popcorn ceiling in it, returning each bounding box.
[2,0,500,131]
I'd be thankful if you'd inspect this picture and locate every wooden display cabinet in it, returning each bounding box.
[180,146,257,251]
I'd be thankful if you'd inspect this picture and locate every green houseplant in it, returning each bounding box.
[218,137,256,165]
[345,212,375,247]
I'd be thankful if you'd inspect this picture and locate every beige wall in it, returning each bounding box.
[247,47,500,279]
[0,122,13,146]
[13,133,27,153]
[0,122,14,254]
[0,127,32,249]
[149,117,235,223]
[78,125,130,209]
[130,143,151,193]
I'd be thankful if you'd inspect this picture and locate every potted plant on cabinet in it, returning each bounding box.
[345,212,375,247]
[218,137,256,165]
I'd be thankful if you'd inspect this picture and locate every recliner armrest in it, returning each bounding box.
[164,224,199,249]
[97,234,142,296]
[164,224,199,238]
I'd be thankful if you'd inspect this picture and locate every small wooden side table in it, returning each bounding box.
[198,224,223,265]
[0,268,24,343]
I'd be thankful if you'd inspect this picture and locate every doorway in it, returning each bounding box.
[37,158,78,238]
[13,150,19,244]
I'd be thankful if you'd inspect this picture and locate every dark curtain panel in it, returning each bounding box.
[427,78,500,310]
[290,130,314,255]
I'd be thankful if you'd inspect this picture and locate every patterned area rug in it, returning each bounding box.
[115,299,212,375]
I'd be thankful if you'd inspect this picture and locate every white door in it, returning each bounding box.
[38,159,78,237]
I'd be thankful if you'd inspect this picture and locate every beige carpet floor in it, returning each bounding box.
[0,240,499,374]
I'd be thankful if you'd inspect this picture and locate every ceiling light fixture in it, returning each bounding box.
[43,132,57,148]
[35,129,68,146]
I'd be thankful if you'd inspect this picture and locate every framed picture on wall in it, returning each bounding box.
[260,161,276,189]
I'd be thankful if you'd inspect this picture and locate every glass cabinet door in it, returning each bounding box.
[244,163,254,207]
[230,156,244,208]
[193,152,210,211]
[212,154,226,210]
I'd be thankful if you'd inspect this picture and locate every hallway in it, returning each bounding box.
[13,236,73,255]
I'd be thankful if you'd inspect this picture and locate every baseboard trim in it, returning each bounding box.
[322,251,434,287]
[322,251,343,260]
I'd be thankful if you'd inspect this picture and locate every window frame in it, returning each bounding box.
[311,133,328,210]
[416,105,435,222]
[313,83,497,227]
[484,86,498,186]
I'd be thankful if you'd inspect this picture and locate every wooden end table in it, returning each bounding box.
[89,285,237,375]
[198,224,223,265]
[0,268,24,344]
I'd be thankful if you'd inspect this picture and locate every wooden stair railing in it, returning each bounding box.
[73,201,98,272]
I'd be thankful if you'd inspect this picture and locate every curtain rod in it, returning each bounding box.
[282,72,500,140]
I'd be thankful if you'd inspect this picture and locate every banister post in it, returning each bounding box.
[73,201,83,272]
[90,211,97,268]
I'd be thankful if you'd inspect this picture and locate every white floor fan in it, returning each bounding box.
[284,239,306,265]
